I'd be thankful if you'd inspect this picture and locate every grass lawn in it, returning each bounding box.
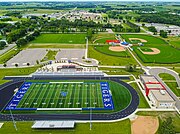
[0,67,39,85]
[94,45,129,57]
[0,49,20,64]
[31,33,86,44]
[165,82,180,97]
[121,34,180,64]
[136,111,180,133]
[98,67,143,78]
[41,50,58,62]
[159,73,176,80]
[88,45,137,66]
[28,43,85,49]
[0,119,131,134]
[130,82,150,108]
[165,36,180,49]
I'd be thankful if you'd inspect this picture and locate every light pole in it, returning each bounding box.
[9,107,18,131]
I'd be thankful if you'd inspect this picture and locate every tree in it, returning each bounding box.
[148,26,157,35]
[160,30,168,38]
[0,41,7,49]
[159,117,175,134]
[16,38,27,47]
[87,28,93,40]
[27,63,30,66]
[15,63,18,67]
[3,63,7,67]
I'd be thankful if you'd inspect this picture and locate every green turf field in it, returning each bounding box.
[140,47,153,52]
[88,45,137,66]
[31,33,86,44]
[16,82,104,109]
[121,34,180,64]
[94,45,129,57]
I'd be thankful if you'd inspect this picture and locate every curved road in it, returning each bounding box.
[0,77,139,121]
[149,67,180,110]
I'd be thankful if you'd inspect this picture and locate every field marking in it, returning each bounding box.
[50,82,83,84]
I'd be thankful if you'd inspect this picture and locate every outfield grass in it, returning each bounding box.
[136,111,180,133]
[0,119,131,134]
[88,45,137,66]
[41,50,58,62]
[0,49,20,64]
[91,33,115,44]
[121,34,180,64]
[31,33,86,44]
[140,47,153,52]
[130,82,150,108]
[94,45,129,57]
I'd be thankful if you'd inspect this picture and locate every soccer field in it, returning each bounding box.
[6,81,114,110]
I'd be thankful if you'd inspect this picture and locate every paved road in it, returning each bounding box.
[0,77,139,121]
[0,43,16,55]
[149,67,180,110]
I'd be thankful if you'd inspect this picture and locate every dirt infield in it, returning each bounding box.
[129,38,147,43]
[109,46,126,52]
[140,48,160,55]
[131,116,159,134]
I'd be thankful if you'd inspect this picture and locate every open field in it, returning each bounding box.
[0,119,131,134]
[94,45,129,57]
[165,36,180,49]
[159,73,176,80]
[31,33,86,44]
[130,83,150,108]
[0,67,39,85]
[121,34,180,64]
[136,111,180,133]
[88,45,137,66]
[165,82,180,97]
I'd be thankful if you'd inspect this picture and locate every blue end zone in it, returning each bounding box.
[5,82,36,111]
[100,82,114,110]
[83,82,114,110]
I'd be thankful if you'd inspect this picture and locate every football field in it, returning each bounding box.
[6,81,114,110]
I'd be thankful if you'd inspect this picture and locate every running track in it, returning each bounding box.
[0,77,139,121]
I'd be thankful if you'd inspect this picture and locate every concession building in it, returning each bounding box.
[140,75,175,108]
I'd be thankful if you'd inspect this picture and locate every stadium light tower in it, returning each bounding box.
[9,107,18,131]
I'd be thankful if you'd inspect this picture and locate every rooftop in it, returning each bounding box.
[150,90,174,102]
[32,121,75,129]
[141,75,159,83]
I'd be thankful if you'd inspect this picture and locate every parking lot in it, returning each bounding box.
[6,49,47,67]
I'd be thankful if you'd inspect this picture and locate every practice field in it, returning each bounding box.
[121,34,180,64]
[5,82,114,110]
[31,33,86,44]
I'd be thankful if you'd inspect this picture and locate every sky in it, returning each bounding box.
[0,0,180,2]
